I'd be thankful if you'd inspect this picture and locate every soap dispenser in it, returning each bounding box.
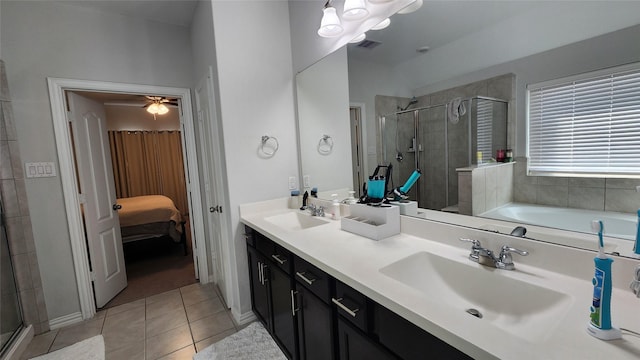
[330,194,341,220]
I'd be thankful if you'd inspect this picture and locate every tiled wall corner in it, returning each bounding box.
[0,60,49,334]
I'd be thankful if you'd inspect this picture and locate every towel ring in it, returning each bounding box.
[317,134,334,155]
[261,135,279,156]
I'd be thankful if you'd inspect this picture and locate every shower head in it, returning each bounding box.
[399,97,418,111]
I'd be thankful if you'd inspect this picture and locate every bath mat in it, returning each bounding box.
[193,322,286,360]
[30,335,104,360]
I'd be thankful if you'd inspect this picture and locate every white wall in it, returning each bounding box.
[397,1,640,92]
[297,47,351,192]
[211,0,299,321]
[1,1,194,320]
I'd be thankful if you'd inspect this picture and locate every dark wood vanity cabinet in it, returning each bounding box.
[245,225,471,360]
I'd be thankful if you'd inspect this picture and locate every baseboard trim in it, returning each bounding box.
[49,312,83,330]
[232,309,257,326]
[3,325,33,360]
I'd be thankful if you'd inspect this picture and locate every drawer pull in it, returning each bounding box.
[296,271,317,285]
[332,297,359,318]
[271,254,287,265]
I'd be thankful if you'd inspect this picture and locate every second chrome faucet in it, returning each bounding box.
[459,238,529,270]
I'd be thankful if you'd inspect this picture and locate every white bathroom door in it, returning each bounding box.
[195,70,228,304]
[68,92,127,308]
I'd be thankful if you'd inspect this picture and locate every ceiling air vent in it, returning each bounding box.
[356,40,382,49]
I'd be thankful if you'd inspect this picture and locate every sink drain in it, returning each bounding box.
[466,308,483,319]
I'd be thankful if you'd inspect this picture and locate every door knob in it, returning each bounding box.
[210,207,217,213]
[112,204,122,211]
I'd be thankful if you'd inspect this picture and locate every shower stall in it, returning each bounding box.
[380,96,508,211]
[0,200,24,356]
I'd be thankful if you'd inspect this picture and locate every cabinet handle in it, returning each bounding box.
[258,261,263,285]
[261,263,268,283]
[271,254,287,265]
[296,271,317,285]
[243,233,251,240]
[332,297,359,318]
[290,290,299,317]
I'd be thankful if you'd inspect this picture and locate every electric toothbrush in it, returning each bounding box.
[587,220,621,340]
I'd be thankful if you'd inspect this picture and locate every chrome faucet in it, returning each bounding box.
[307,204,325,217]
[459,238,528,270]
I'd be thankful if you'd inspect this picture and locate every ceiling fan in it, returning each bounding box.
[143,96,178,118]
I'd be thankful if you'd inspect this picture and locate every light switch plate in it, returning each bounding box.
[303,175,311,188]
[25,162,57,178]
[288,176,297,190]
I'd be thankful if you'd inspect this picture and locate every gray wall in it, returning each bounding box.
[1,1,194,321]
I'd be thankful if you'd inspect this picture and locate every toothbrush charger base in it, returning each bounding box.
[586,324,622,340]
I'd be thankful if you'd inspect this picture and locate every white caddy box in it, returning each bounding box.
[340,204,400,241]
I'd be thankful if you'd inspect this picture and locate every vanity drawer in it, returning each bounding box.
[294,256,332,304]
[333,280,368,332]
[270,243,292,275]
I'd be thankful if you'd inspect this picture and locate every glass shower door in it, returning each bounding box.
[0,201,23,354]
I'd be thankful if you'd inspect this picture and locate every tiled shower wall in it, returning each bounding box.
[376,73,515,210]
[0,60,49,334]
[513,157,640,214]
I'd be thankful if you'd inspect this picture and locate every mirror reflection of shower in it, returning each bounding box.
[380,96,508,212]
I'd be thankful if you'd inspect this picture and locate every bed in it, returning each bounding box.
[117,195,188,255]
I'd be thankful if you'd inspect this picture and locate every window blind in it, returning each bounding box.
[527,63,640,177]
[476,100,493,163]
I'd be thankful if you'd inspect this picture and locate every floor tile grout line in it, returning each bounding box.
[180,286,198,354]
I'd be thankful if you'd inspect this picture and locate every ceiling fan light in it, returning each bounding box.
[349,33,367,44]
[157,104,169,115]
[317,6,343,38]
[398,0,423,14]
[371,18,390,31]
[343,0,369,21]
[147,103,160,114]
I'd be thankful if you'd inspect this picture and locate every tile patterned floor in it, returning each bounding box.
[20,283,240,360]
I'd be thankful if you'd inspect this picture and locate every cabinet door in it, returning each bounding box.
[248,246,271,331]
[337,317,397,360]
[296,285,334,360]
[270,264,297,359]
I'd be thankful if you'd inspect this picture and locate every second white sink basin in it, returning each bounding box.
[379,251,573,343]
[264,212,329,231]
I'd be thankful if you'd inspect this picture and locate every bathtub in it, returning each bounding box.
[479,203,637,241]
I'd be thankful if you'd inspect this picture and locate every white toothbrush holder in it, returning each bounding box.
[340,204,400,240]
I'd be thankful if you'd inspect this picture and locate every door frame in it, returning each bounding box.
[47,77,208,319]
[349,102,367,197]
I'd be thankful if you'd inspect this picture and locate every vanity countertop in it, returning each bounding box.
[240,198,640,360]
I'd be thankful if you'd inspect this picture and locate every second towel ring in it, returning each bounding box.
[317,134,334,155]
[261,135,279,157]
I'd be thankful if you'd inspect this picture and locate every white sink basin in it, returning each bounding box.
[379,251,573,343]
[264,212,329,231]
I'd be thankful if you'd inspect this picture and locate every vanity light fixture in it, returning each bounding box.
[343,0,369,20]
[368,0,393,3]
[317,0,343,38]
[370,18,391,31]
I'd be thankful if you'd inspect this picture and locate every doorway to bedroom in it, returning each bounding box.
[48,78,217,320]
[67,90,198,309]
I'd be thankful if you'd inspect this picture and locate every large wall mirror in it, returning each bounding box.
[296,1,640,258]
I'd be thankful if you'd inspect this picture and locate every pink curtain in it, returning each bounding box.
[109,131,188,215]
